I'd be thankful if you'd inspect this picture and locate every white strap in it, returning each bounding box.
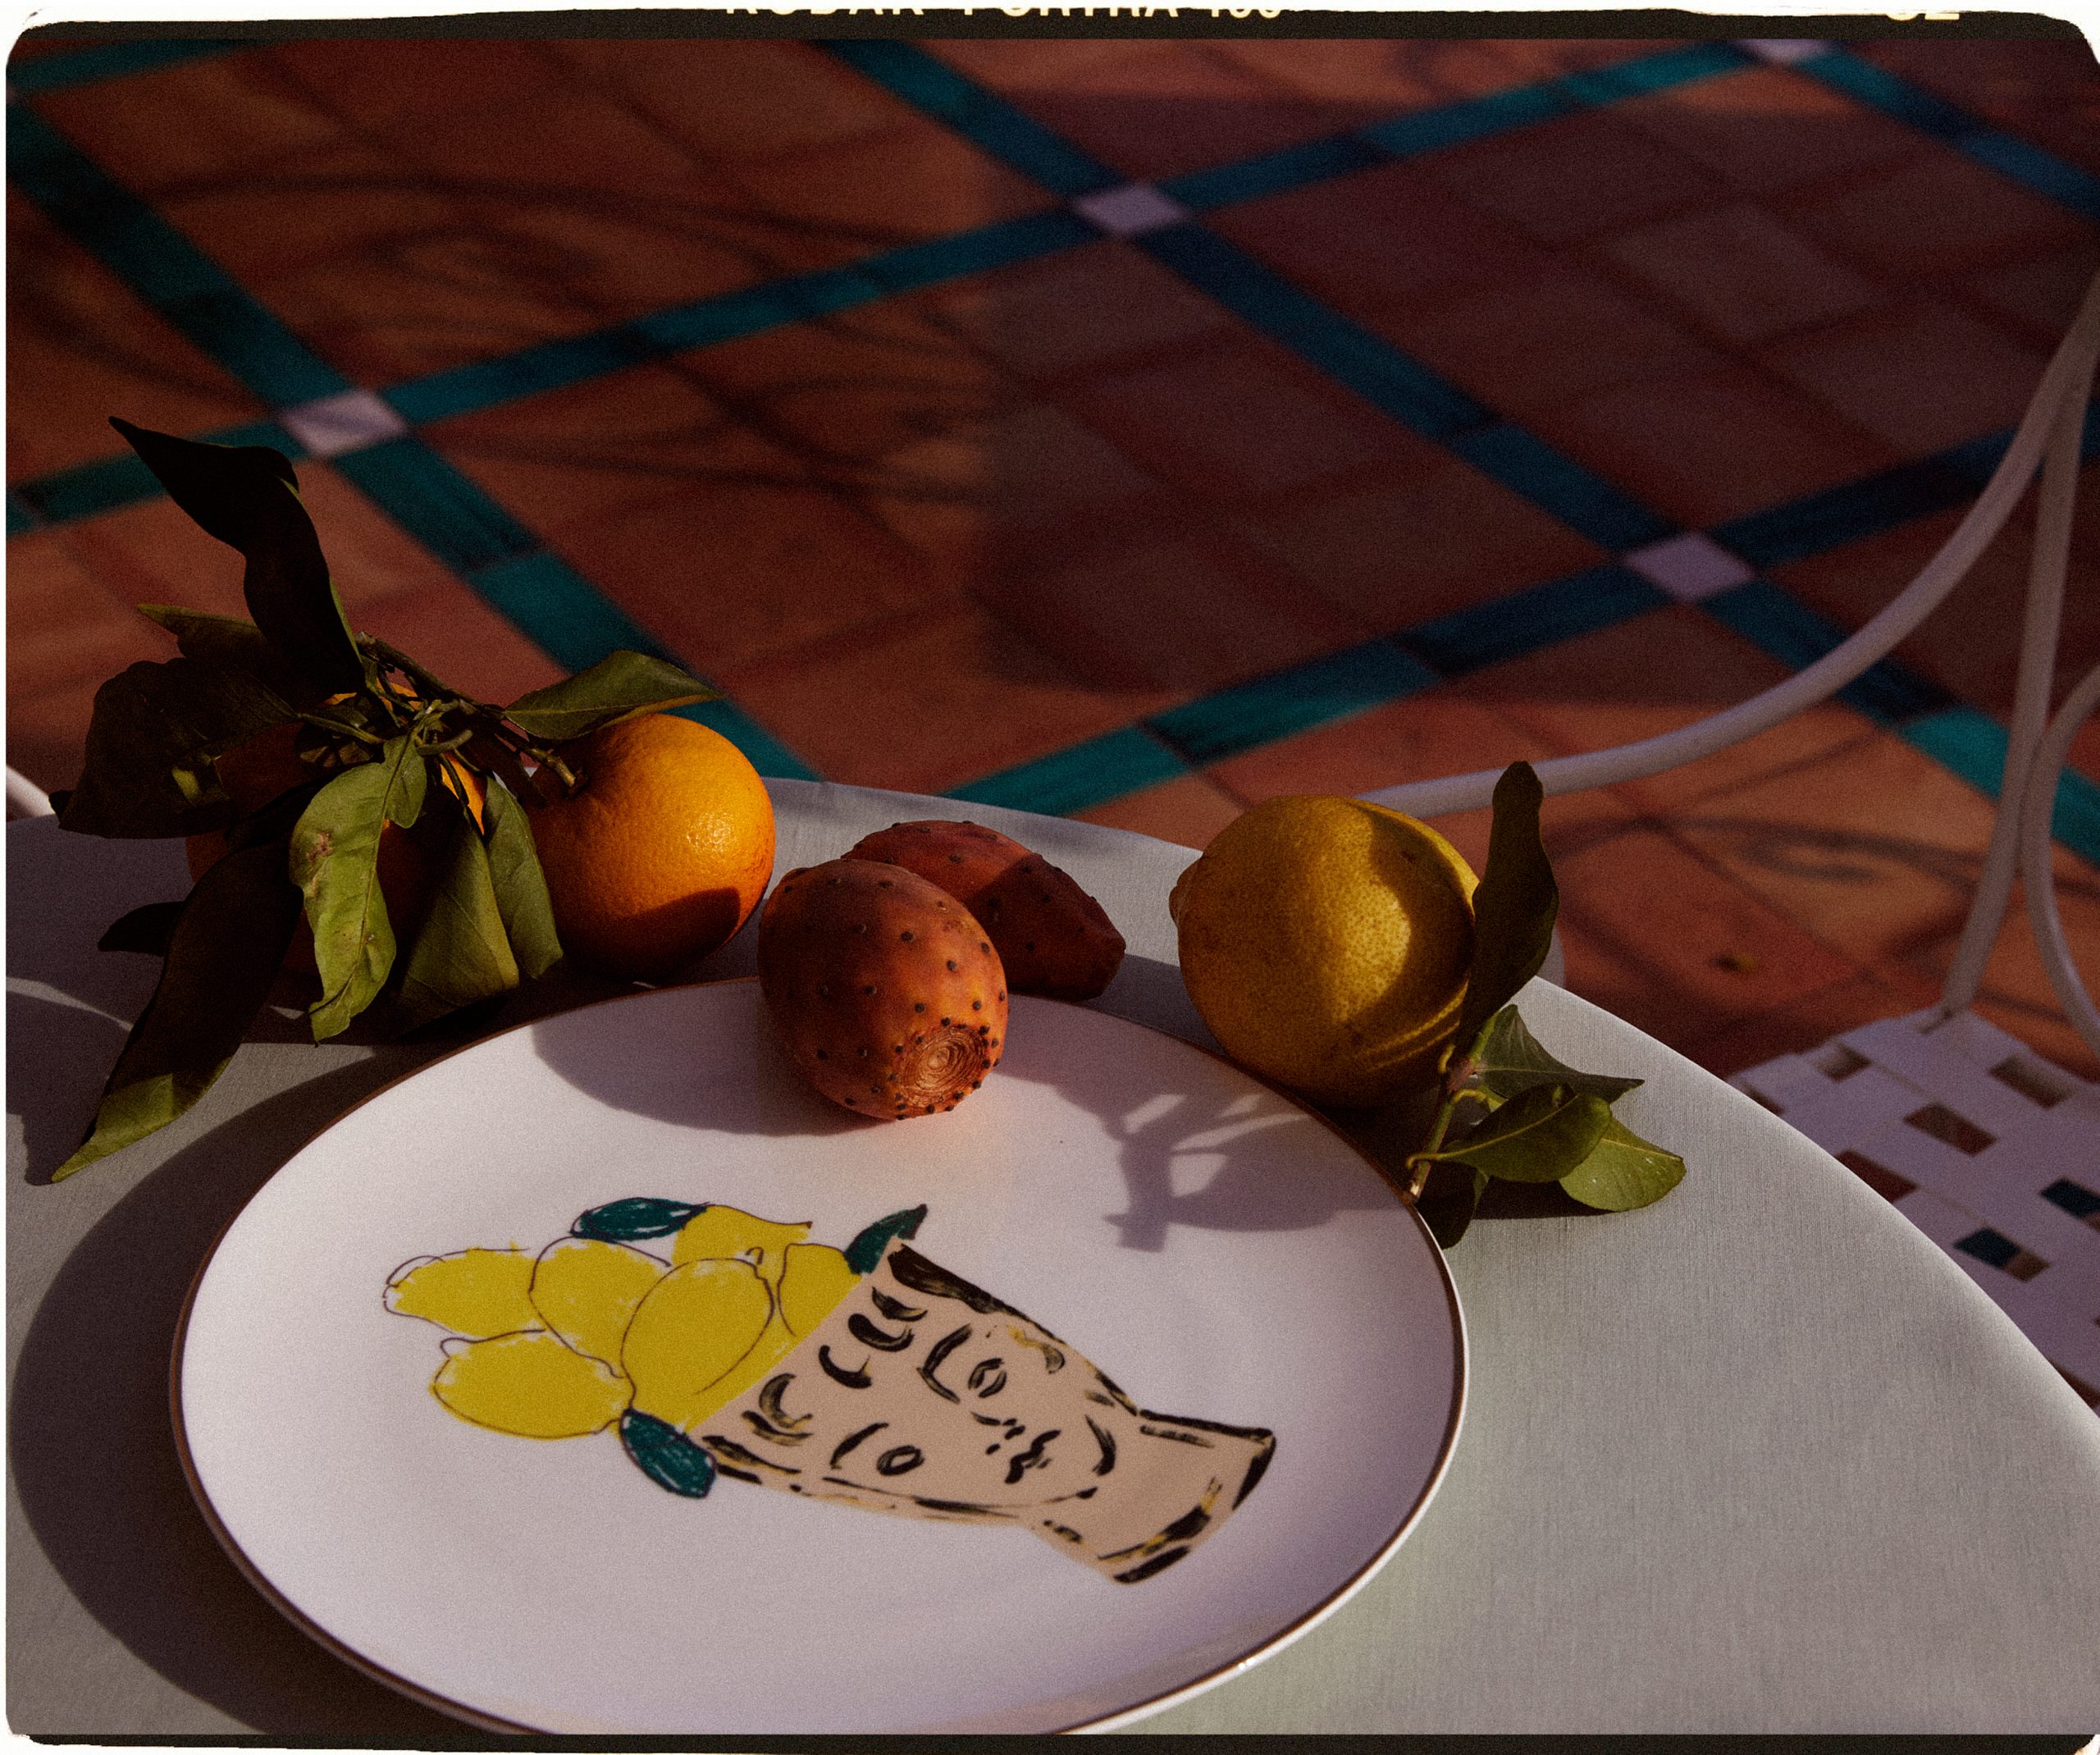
[2016,660,2100,1058]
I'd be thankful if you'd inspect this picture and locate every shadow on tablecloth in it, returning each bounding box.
[9,1060,492,1740]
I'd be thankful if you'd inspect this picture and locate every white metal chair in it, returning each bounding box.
[1362,272,2100,1401]
[7,766,56,820]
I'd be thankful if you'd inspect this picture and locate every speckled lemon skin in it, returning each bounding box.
[1170,795,1479,1108]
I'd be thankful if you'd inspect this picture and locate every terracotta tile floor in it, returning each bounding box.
[9,25,2100,1104]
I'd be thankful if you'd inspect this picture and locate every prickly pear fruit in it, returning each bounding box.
[757,858,1007,1120]
[844,820,1125,1003]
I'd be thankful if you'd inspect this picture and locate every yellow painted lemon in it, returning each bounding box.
[386,1248,538,1337]
[528,1236,666,1369]
[621,1258,773,1428]
[691,1315,800,1419]
[432,1331,630,1437]
[1171,795,1479,1108]
[684,1242,862,1420]
[669,1205,810,1282]
[778,1243,857,1337]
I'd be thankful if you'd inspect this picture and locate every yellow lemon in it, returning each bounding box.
[669,1205,810,1283]
[386,1248,538,1337]
[528,1236,667,1369]
[432,1332,630,1437]
[1170,795,1478,1108]
[777,1243,857,1337]
[621,1258,773,1428]
[689,1314,801,1421]
[676,1242,861,1427]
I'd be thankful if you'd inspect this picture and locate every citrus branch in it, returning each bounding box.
[1403,1026,1499,1200]
[361,635,456,706]
[295,710,384,747]
[482,715,581,797]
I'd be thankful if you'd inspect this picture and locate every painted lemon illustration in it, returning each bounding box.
[386,1201,1274,1583]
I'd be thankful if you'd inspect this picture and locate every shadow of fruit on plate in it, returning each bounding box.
[384,1201,1274,1584]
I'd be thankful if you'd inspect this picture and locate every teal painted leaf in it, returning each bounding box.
[1453,762,1559,1059]
[53,840,302,1179]
[504,651,716,743]
[620,1409,716,1498]
[1425,1083,1610,1183]
[481,776,562,980]
[293,739,427,1040]
[1472,1004,1641,1104]
[573,1197,705,1241]
[58,656,294,839]
[392,804,521,1031]
[112,419,365,696]
[844,1204,928,1274]
[1560,1116,1687,1211]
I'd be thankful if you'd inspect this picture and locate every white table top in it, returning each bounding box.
[9,780,2098,1735]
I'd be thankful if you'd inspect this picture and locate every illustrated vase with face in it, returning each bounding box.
[386,1202,1275,1584]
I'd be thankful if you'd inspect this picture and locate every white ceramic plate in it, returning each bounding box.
[176,981,1464,1734]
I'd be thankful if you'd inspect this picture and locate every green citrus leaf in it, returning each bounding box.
[1425,1082,1609,1183]
[293,739,426,1040]
[1559,1116,1687,1212]
[137,606,315,702]
[1472,1004,1641,1104]
[52,840,302,1180]
[503,651,717,743]
[392,806,521,1029]
[57,656,295,839]
[481,775,562,980]
[1453,762,1559,1058]
[111,419,365,696]
[1418,1159,1489,1250]
[96,900,185,957]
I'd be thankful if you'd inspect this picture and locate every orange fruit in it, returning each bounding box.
[199,719,310,819]
[526,714,775,983]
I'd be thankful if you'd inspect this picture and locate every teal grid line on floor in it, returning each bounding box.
[8,31,2098,837]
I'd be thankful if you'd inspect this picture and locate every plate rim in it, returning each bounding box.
[170,976,1468,1737]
